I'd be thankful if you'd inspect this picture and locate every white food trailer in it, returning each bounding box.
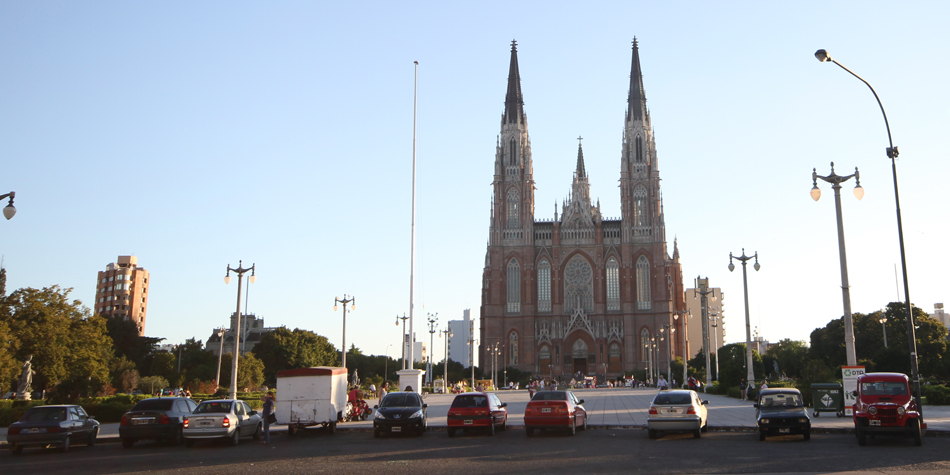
[276,366,347,435]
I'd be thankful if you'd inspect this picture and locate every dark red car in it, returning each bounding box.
[524,390,587,436]
[446,392,507,437]
[853,372,922,446]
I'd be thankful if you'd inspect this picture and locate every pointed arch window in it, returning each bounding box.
[636,136,643,162]
[509,332,519,365]
[507,259,521,313]
[564,255,593,312]
[606,257,620,311]
[636,256,651,310]
[509,139,517,167]
[633,186,649,228]
[537,258,551,312]
[506,189,520,228]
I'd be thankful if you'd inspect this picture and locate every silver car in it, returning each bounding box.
[183,399,262,447]
[647,390,708,439]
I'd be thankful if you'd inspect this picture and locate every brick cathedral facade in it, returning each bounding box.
[480,40,687,381]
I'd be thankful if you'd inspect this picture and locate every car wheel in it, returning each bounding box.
[693,428,701,439]
[252,423,262,441]
[229,428,240,446]
[648,429,657,439]
[168,427,182,446]
[501,415,508,431]
[804,428,811,441]
[910,419,922,446]
[701,420,708,433]
[61,435,70,453]
[856,424,867,446]
[184,438,195,448]
[759,430,766,441]
[447,428,456,437]
[489,420,496,436]
[88,427,99,446]
[582,415,588,431]
[526,427,534,437]
[569,417,576,436]
[10,443,23,455]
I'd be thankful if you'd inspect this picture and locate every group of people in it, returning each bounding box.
[739,378,769,401]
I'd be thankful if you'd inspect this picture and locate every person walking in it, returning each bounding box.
[260,391,275,444]
[739,378,748,401]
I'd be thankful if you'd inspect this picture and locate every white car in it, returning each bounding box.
[647,390,708,439]
[183,399,262,447]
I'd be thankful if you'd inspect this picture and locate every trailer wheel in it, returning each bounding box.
[328,421,337,435]
[288,426,297,437]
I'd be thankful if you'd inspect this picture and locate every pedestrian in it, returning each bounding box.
[657,374,669,390]
[369,382,376,397]
[260,391,275,444]
[739,378,748,401]
[759,380,768,398]
[379,381,389,399]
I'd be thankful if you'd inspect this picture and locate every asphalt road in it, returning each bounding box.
[4,425,950,475]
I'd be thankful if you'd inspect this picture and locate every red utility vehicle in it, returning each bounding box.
[524,390,587,437]
[852,372,922,446]
[446,392,507,437]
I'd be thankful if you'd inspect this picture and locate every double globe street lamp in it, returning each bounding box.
[729,250,759,389]
[334,295,356,372]
[1,191,15,220]
[224,261,256,400]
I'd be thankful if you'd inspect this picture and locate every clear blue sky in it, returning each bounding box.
[2,2,947,364]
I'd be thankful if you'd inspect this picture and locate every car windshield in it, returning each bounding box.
[861,381,908,396]
[531,391,567,401]
[653,393,692,405]
[194,401,232,414]
[131,399,174,411]
[452,395,488,408]
[380,393,421,408]
[759,393,803,407]
[22,407,67,422]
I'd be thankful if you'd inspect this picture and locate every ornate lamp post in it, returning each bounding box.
[440,327,452,392]
[693,277,716,390]
[729,250,759,392]
[674,310,689,388]
[215,327,226,390]
[1,191,16,220]
[426,313,438,385]
[811,163,863,366]
[660,323,675,384]
[333,295,356,372]
[815,48,922,421]
[224,261,256,399]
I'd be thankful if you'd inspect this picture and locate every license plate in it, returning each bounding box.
[132,418,151,425]
[200,421,212,427]
[779,428,790,433]
[391,427,401,432]
[666,409,677,413]
[870,420,881,426]
[464,420,473,425]
[541,408,552,413]
[28,428,45,434]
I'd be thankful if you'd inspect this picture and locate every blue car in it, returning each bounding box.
[6,405,99,455]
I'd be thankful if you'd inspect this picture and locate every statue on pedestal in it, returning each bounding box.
[16,355,34,400]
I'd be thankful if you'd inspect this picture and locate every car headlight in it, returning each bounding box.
[869,406,878,415]
[897,406,906,416]
[410,410,424,419]
[375,412,385,420]
[798,418,808,423]
[760,418,769,424]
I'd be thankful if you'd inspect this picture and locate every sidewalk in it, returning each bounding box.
[4,388,950,445]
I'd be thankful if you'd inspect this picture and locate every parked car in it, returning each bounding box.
[373,391,427,437]
[853,372,922,446]
[446,392,507,437]
[755,388,810,441]
[6,405,99,455]
[647,389,708,439]
[183,399,262,447]
[119,397,198,448]
[524,390,587,436]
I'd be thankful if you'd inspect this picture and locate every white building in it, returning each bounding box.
[448,309,475,367]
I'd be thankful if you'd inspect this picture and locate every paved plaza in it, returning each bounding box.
[6,387,950,445]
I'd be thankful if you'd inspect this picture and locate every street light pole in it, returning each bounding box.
[662,324,675,384]
[729,250,759,388]
[1,191,16,220]
[811,163,863,366]
[441,328,452,391]
[469,338,478,390]
[815,48,922,420]
[880,313,889,348]
[694,277,715,390]
[396,314,409,369]
[334,295,356,372]
[710,315,720,381]
[384,344,393,383]
[427,313,438,385]
[215,328,225,391]
[224,261,256,400]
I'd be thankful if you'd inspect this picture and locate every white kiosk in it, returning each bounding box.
[396,369,424,394]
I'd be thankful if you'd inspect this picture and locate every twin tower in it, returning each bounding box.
[480,40,686,380]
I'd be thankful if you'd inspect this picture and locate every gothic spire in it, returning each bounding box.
[626,37,648,122]
[575,136,586,179]
[503,40,525,125]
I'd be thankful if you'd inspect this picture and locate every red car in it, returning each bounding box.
[446,392,507,437]
[853,372,922,446]
[524,390,588,436]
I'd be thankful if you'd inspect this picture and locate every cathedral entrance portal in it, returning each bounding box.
[571,339,589,377]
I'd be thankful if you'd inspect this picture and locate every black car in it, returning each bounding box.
[755,388,811,441]
[6,405,99,454]
[373,391,427,437]
[119,397,198,447]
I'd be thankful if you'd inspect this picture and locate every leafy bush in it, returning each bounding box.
[0,400,47,427]
[82,402,131,423]
[921,384,950,405]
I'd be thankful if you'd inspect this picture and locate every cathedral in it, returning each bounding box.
[479,39,687,381]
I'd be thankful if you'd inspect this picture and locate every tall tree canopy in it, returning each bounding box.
[252,327,338,385]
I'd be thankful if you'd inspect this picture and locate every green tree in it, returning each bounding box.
[139,375,169,395]
[218,352,265,391]
[716,343,765,388]
[764,339,809,379]
[111,356,140,393]
[252,327,338,386]
[177,338,218,389]
[0,318,18,395]
[106,317,163,374]
[150,351,179,387]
